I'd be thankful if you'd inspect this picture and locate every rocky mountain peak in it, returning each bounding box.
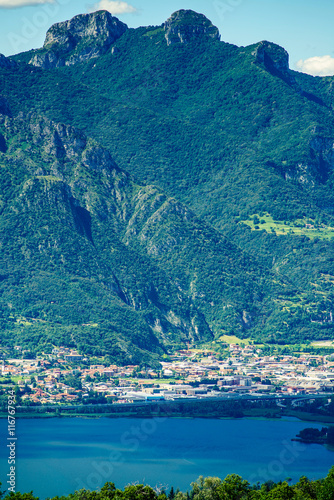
[251,40,308,92]
[29,10,127,68]
[253,41,290,74]
[164,10,220,46]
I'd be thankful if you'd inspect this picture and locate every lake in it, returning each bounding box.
[0,416,333,499]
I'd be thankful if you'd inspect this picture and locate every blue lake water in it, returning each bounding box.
[1,416,334,499]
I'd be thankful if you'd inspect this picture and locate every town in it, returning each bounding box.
[1,340,334,408]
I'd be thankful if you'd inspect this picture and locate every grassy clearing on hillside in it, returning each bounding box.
[218,335,251,345]
[143,28,164,37]
[241,213,334,240]
[311,340,334,348]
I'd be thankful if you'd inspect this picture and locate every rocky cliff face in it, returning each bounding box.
[29,10,127,68]
[164,10,220,46]
[309,135,334,176]
[283,135,334,185]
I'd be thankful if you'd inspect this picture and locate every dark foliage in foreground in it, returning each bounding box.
[3,468,334,500]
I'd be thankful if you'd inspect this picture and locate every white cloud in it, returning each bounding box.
[0,0,54,7]
[91,0,137,15]
[296,55,334,77]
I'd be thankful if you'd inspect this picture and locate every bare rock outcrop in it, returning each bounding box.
[29,10,127,68]
[164,10,220,46]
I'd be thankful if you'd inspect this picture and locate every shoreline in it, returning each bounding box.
[1,408,334,423]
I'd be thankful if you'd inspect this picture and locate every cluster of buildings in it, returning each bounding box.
[1,343,334,406]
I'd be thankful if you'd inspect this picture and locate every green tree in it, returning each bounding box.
[293,476,317,500]
[168,487,175,500]
[191,477,222,500]
[317,466,334,500]
[120,485,157,500]
[99,482,116,500]
[263,482,294,500]
[219,475,250,500]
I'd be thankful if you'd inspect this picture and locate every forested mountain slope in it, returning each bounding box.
[0,107,304,360]
[0,9,333,360]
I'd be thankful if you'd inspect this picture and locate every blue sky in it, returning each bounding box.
[0,0,334,76]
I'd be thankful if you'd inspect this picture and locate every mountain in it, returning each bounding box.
[0,106,294,363]
[0,9,333,362]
